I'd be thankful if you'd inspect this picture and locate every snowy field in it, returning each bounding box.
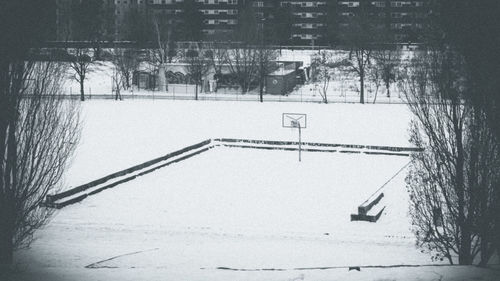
[8,100,500,281]
[62,100,413,189]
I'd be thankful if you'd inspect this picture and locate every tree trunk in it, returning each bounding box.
[195,82,198,100]
[454,105,472,265]
[386,81,391,97]
[0,223,14,267]
[158,64,166,92]
[360,72,365,104]
[80,78,85,101]
[373,86,379,104]
[0,120,16,267]
[259,76,264,103]
[479,236,492,267]
[459,225,473,264]
[115,88,121,101]
[124,72,130,89]
[0,194,14,267]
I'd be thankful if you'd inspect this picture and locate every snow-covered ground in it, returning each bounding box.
[62,100,413,189]
[9,100,499,281]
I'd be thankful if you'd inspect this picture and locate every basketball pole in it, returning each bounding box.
[298,121,302,162]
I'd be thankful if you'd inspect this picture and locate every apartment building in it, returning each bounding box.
[280,1,328,45]
[142,0,241,39]
[56,0,430,44]
[140,0,429,44]
[337,0,429,42]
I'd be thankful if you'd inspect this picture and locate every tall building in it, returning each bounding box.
[337,0,428,42]
[142,0,241,40]
[198,0,241,38]
[56,0,430,44]
[281,1,328,45]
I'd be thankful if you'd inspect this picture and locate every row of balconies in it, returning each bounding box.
[339,11,426,18]
[338,1,426,8]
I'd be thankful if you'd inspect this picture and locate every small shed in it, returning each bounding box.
[132,71,156,90]
[265,68,297,95]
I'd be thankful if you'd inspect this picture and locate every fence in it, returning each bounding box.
[63,82,409,104]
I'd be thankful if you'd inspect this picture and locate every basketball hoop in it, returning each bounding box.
[282,113,307,162]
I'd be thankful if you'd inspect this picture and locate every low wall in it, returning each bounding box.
[45,138,420,209]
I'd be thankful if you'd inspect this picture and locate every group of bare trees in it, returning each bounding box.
[310,47,401,104]
[401,48,500,266]
[183,49,210,100]
[177,42,277,100]
[148,2,279,100]
[309,8,402,105]
[110,49,140,100]
[310,51,349,104]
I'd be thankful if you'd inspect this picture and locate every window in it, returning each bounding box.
[253,1,263,7]
[339,1,360,8]
[371,1,385,7]
[391,1,412,7]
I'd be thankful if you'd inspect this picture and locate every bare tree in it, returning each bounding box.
[372,48,402,98]
[111,66,123,101]
[152,14,176,92]
[69,48,94,101]
[205,42,228,92]
[226,3,260,94]
[401,49,499,265]
[340,1,389,104]
[111,48,139,90]
[311,51,348,104]
[257,46,278,102]
[341,20,373,104]
[184,49,211,100]
[0,61,80,267]
[466,108,500,266]
[368,61,382,104]
[226,44,260,94]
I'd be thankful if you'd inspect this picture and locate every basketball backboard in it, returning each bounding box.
[282,113,307,128]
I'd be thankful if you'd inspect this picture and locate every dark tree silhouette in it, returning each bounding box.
[420,0,500,258]
[1,1,80,268]
[401,49,499,265]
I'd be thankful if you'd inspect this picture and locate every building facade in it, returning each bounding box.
[337,0,428,42]
[56,0,430,44]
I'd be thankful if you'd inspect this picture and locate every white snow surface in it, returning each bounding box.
[63,100,412,189]
[10,100,499,281]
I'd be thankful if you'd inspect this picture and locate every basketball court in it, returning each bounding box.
[20,146,436,274]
